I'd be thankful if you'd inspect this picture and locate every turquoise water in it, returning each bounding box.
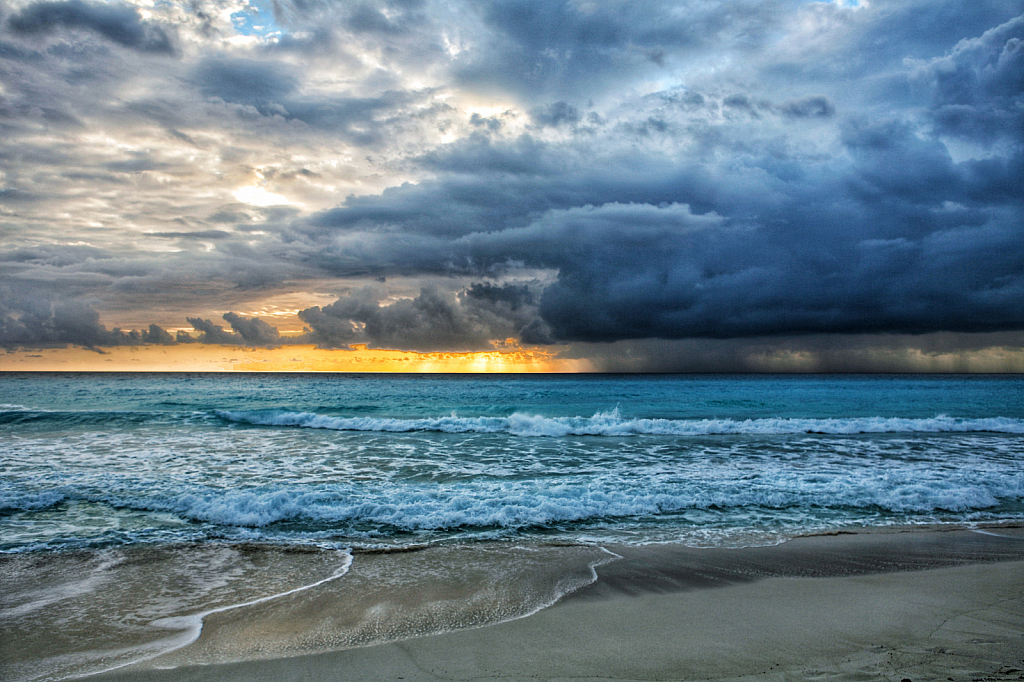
[2,373,1023,551]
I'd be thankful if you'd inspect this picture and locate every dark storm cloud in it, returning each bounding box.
[0,297,115,348]
[464,281,533,309]
[298,282,539,351]
[6,0,176,55]
[510,202,1022,342]
[290,75,1023,346]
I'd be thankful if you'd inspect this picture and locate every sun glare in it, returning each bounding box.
[233,186,292,207]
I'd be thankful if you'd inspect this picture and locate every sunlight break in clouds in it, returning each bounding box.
[233,186,293,207]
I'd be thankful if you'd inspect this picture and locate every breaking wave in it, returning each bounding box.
[215,408,1024,437]
[5,465,1023,535]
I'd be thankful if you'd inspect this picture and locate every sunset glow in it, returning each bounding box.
[1,344,593,373]
[6,341,1024,374]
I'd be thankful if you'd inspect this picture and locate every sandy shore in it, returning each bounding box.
[83,527,1024,682]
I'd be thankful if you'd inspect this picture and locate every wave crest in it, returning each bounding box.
[215,408,1024,437]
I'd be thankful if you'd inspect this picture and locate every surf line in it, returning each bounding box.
[80,549,354,679]
[491,545,623,628]
[971,528,1024,539]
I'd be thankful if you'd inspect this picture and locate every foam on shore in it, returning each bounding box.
[0,544,350,682]
[0,542,614,682]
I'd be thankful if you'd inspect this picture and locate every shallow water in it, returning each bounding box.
[0,543,349,681]
[0,541,611,681]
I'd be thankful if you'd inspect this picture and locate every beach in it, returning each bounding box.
[60,526,1024,682]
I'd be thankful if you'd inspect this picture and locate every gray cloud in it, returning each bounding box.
[347,3,408,34]
[6,0,176,54]
[1,303,294,350]
[149,230,232,240]
[144,323,175,345]
[189,55,438,144]
[193,58,299,107]
[917,13,1024,142]
[1,0,1022,369]
[530,101,580,128]
[452,0,784,102]
[0,296,176,349]
[298,282,539,351]
[222,311,282,347]
[184,317,241,345]
[779,96,835,119]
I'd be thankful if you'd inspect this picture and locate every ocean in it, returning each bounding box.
[2,372,1024,679]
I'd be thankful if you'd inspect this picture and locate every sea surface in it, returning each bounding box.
[3,372,1024,552]
[2,372,1024,680]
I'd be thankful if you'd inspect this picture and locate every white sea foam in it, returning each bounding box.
[216,408,1024,437]
[57,551,354,682]
[0,490,65,511]
[138,544,618,670]
[6,398,1024,552]
[0,546,353,682]
[63,459,1018,531]
[6,424,1024,538]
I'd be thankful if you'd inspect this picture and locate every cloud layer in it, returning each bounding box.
[0,0,1022,368]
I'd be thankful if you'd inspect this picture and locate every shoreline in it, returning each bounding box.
[73,526,1024,682]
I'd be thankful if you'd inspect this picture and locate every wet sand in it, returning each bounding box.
[85,527,1024,682]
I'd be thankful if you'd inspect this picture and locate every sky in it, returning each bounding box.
[0,0,1022,372]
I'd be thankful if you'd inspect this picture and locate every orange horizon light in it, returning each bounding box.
[0,343,594,373]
